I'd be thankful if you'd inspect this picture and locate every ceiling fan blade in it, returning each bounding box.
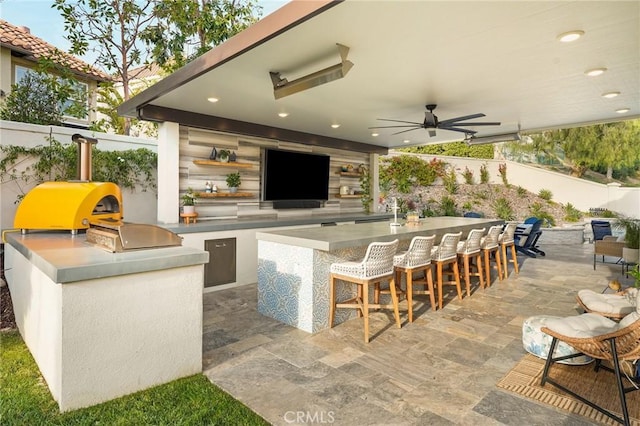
[428,129,436,137]
[442,127,478,134]
[439,113,485,126]
[368,125,424,129]
[442,121,501,127]
[376,118,423,125]
[391,127,422,135]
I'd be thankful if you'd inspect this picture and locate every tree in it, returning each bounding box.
[0,71,65,125]
[507,120,640,180]
[141,0,261,73]
[54,0,156,135]
[0,47,90,126]
[595,120,640,180]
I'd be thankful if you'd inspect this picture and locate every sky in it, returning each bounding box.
[0,0,288,66]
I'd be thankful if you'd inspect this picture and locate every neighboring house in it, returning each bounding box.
[0,19,111,128]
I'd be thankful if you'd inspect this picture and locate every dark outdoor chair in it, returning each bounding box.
[591,220,613,241]
[514,217,545,258]
[463,212,483,218]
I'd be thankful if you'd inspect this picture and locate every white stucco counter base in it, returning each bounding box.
[4,232,208,412]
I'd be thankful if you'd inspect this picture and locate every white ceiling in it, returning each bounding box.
[120,0,640,150]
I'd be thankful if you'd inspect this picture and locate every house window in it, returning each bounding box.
[14,65,89,122]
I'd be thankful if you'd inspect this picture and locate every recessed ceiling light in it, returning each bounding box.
[616,108,630,113]
[371,132,379,137]
[584,68,607,77]
[602,91,620,99]
[331,124,340,129]
[278,112,289,118]
[207,97,219,103]
[403,139,410,144]
[557,30,584,43]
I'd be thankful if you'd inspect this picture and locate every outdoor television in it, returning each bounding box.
[262,148,330,208]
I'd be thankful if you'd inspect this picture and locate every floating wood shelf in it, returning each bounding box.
[193,160,252,168]
[197,192,253,198]
[335,194,361,199]
[337,171,363,177]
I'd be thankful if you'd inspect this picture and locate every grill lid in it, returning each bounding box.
[86,220,182,252]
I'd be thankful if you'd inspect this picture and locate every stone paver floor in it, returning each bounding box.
[202,243,631,425]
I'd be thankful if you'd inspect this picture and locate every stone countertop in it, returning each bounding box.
[162,212,394,234]
[4,231,209,284]
[256,217,504,251]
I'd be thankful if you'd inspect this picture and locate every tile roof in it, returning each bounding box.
[0,19,111,81]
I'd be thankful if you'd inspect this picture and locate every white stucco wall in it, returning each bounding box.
[5,244,203,412]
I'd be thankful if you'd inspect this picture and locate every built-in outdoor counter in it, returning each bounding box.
[3,231,209,412]
[256,217,503,333]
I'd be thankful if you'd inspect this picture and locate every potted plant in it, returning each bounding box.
[226,172,241,193]
[181,187,197,213]
[617,217,640,264]
[218,150,230,163]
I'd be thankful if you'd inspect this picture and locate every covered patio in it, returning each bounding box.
[201,243,638,425]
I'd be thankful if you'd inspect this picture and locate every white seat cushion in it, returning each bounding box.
[543,313,619,338]
[577,288,637,316]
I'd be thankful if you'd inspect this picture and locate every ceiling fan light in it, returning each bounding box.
[616,108,630,113]
[585,68,607,77]
[557,30,584,42]
[602,91,620,99]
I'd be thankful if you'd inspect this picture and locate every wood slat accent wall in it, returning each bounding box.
[179,126,370,220]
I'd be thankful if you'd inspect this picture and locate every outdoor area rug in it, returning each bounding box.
[497,354,640,426]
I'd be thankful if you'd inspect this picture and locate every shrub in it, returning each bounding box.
[563,203,582,222]
[529,202,556,227]
[538,188,553,201]
[442,167,459,194]
[439,196,457,216]
[493,197,515,220]
[379,155,445,193]
[462,201,473,211]
[480,163,490,184]
[472,189,489,200]
[516,186,527,196]
[462,167,474,184]
[498,163,508,185]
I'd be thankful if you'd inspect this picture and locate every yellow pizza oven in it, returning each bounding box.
[14,181,123,232]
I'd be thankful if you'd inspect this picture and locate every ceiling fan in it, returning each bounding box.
[369,104,501,137]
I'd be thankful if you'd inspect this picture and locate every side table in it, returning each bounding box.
[180,212,198,224]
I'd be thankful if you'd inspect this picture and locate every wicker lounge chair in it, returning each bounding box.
[540,292,640,426]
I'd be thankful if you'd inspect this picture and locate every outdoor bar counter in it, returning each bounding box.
[256,216,503,333]
[3,231,209,411]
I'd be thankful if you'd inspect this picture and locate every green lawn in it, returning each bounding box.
[0,330,268,425]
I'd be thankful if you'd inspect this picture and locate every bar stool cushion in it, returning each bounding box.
[522,315,593,365]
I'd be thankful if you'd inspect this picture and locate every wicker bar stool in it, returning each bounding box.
[432,232,463,309]
[329,239,400,343]
[499,223,519,278]
[456,228,485,297]
[388,235,437,322]
[480,225,503,287]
